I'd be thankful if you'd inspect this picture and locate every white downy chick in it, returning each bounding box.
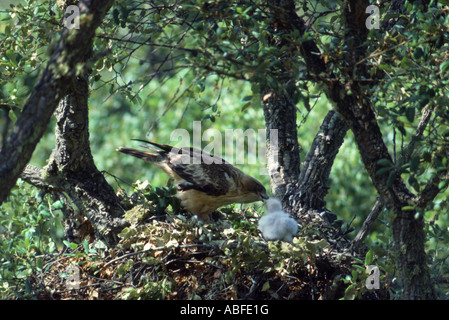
[258,197,298,242]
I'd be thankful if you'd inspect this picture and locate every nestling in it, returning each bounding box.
[258,197,298,242]
[117,139,269,222]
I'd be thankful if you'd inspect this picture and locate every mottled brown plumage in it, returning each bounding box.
[117,139,269,221]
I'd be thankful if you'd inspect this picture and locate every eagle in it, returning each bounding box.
[117,139,269,221]
[258,197,298,242]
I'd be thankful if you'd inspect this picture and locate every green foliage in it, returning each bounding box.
[0,179,65,299]
[0,0,62,107]
[119,277,175,300]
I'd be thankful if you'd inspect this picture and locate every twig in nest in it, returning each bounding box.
[103,243,214,268]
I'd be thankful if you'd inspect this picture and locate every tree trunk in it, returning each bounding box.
[263,0,348,214]
[45,73,127,247]
[0,0,114,204]
[393,212,435,299]
[2,0,127,246]
[333,86,435,298]
[19,0,127,247]
[262,91,301,199]
[267,0,437,299]
[284,110,349,215]
[330,0,435,299]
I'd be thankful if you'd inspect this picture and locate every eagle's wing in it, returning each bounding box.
[134,139,240,196]
[170,162,239,196]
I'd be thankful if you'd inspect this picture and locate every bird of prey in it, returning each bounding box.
[258,197,298,242]
[117,139,269,222]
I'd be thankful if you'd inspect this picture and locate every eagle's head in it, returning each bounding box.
[240,175,269,203]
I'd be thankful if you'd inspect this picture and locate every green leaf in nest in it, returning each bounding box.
[365,250,373,266]
[261,281,270,292]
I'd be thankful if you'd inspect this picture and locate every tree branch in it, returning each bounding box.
[264,0,350,220]
[20,164,63,192]
[262,91,301,198]
[284,110,349,214]
[352,105,435,249]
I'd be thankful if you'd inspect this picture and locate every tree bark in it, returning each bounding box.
[284,110,349,214]
[353,106,435,251]
[262,91,301,199]
[45,73,127,247]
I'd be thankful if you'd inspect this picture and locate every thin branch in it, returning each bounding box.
[352,105,436,249]
[352,198,385,252]
[417,171,449,209]
[103,243,213,268]
[96,34,199,54]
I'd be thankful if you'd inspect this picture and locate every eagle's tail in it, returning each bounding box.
[117,147,164,163]
[131,139,173,152]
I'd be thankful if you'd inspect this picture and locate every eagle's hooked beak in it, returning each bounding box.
[261,192,269,201]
